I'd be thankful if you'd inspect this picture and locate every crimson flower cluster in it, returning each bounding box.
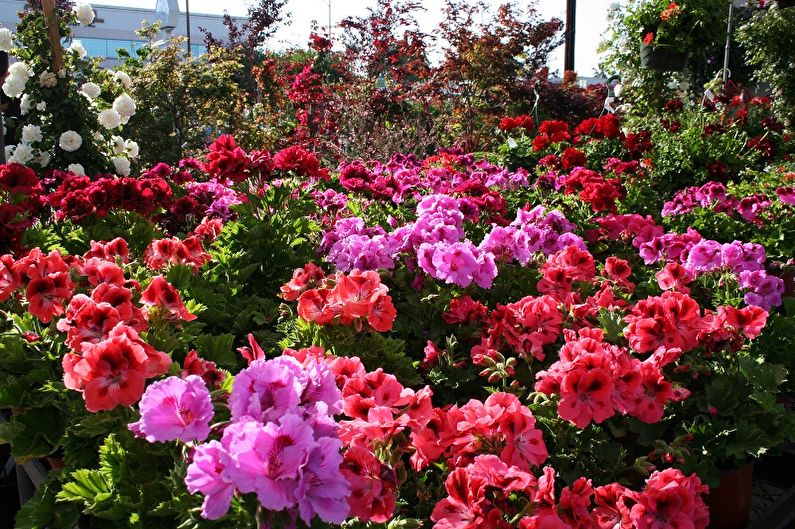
[499,114,535,132]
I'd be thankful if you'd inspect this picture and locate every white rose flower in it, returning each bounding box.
[112,93,136,117]
[67,163,86,176]
[113,71,131,89]
[75,3,95,25]
[111,135,125,154]
[39,71,57,88]
[9,143,34,164]
[36,101,46,111]
[59,130,83,152]
[2,76,25,98]
[69,40,87,59]
[57,68,66,78]
[112,156,130,176]
[98,108,121,129]
[79,82,101,99]
[20,94,32,114]
[0,28,13,52]
[21,124,42,144]
[8,61,31,79]
[34,151,51,167]
[124,139,139,159]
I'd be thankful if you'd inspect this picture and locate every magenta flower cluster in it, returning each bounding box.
[183,355,349,522]
[663,181,795,224]
[322,198,586,290]
[337,153,529,204]
[479,205,585,265]
[130,356,350,523]
[186,180,243,221]
[600,214,784,310]
[417,240,497,288]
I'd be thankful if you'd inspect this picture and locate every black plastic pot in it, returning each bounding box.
[639,42,688,71]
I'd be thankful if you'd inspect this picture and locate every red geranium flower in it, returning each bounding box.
[140,275,197,322]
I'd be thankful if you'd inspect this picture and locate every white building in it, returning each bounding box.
[0,0,239,66]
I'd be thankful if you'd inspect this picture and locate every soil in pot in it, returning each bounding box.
[706,463,755,529]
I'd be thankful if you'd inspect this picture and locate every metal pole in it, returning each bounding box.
[0,51,7,165]
[722,0,733,82]
[185,0,191,56]
[328,0,331,40]
[564,0,576,72]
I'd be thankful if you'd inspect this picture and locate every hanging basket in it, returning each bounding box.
[706,463,754,529]
[639,42,688,71]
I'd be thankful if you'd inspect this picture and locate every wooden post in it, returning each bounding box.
[41,0,63,72]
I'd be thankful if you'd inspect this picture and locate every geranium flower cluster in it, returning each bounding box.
[535,328,689,427]
[337,152,529,204]
[1,248,76,323]
[662,179,795,225]
[281,266,397,333]
[333,357,433,522]
[431,459,708,529]
[46,171,173,221]
[532,120,572,151]
[0,164,43,253]
[555,166,627,213]
[330,353,550,523]
[323,198,585,290]
[408,392,548,473]
[143,235,211,272]
[470,294,563,366]
[147,351,353,524]
[479,205,585,266]
[56,254,198,412]
[0,237,207,412]
[499,114,535,132]
[184,180,243,220]
[594,214,785,309]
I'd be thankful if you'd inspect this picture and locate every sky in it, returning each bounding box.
[95,0,620,76]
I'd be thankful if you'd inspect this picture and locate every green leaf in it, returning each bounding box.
[192,333,238,368]
[57,469,111,502]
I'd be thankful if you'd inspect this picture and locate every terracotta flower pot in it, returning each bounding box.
[45,456,65,470]
[706,463,754,529]
[639,42,688,71]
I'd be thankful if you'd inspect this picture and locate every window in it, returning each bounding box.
[79,37,107,57]
[65,37,145,59]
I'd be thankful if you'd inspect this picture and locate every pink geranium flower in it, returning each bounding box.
[296,437,351,524]
[224,415,315,511]
[128,375,214,443]
[185,440,236,520]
